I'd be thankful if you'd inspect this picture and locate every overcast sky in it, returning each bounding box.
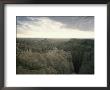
[16,16,94,38]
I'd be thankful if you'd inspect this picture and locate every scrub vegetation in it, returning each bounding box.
[16,38,94,74]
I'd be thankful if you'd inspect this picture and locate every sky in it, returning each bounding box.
[16,16,94,39]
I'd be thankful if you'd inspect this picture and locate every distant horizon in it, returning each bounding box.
[16,37,94,40]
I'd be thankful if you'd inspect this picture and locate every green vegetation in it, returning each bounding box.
[16,38,94,74]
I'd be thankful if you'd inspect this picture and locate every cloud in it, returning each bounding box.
[49,16,94,31]
[17,16,94,38]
